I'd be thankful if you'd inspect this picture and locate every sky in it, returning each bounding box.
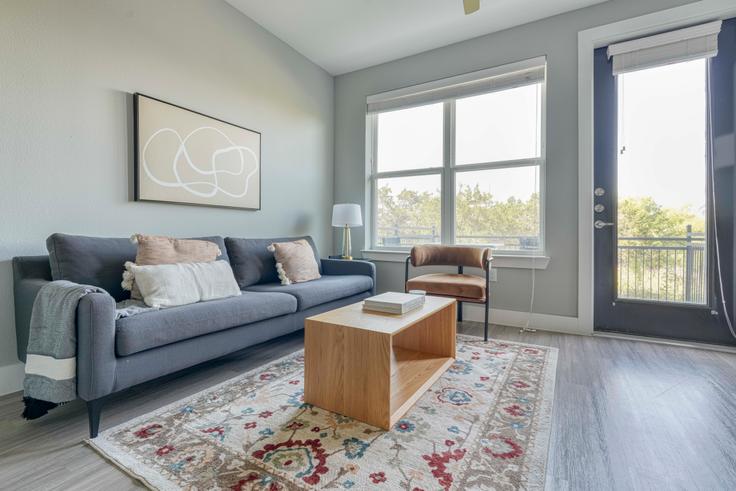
[617,58,707,218]
[376,84,541,202]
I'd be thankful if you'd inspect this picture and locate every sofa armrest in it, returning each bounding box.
[321,259,376,294]
[13,255,53,362]
[76,293,117,401]
[13,278,51,363]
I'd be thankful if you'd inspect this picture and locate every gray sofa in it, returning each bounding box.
[13,233,375,437]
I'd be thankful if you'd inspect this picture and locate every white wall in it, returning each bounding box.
[0,0,334,393]
[333,0,695,320]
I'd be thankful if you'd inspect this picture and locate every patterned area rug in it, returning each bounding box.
[90,336,558,490]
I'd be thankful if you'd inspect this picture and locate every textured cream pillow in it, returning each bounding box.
[267,239,321,285]
[122,234,222,299]
[124,261,241,308]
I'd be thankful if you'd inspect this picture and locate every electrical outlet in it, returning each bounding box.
[489,268,498,282]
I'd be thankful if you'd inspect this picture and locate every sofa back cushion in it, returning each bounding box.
[226,236,321,288]
[46,233,228,301]
[133,234,224,265]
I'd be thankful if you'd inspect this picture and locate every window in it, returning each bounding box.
[615,59,708,303]
[367,59,545,253]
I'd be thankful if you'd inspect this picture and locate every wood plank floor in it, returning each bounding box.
[1,323,735,490]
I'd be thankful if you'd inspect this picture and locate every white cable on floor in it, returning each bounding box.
[706,60,736,340]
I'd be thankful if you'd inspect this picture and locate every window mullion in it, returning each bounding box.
[369,114,378,249]
[442,101,455,245]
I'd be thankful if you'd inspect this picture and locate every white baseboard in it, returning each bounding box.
[0,362,24,397]
[462,303,587,336]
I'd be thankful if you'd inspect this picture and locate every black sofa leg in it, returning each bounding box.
[87,398,104,438]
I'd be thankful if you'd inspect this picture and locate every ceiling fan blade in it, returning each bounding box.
[463,0,480,15]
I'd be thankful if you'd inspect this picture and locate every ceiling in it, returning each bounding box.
[225,0,608,75]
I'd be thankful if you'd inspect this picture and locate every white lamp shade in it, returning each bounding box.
[332,203,362,227]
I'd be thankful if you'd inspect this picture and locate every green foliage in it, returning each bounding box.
[617,197,704,239]
[376,185,440,235]
[376,183,539,246]
[455,184,539,241]
[377,184,703,246]
[376,183,707,302]
[616,197,706,303]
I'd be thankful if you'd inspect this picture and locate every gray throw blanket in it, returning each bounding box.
[22,280,106,419]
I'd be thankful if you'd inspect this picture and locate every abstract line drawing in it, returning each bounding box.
[142,127,258,198]
[135,94,261,210]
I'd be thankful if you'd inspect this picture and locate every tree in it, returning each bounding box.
[376,186,441,239]
[455,184,538,243]
[376,183,539,247]
[617,197,704,243]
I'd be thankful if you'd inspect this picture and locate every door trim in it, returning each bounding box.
[577,0,736,333]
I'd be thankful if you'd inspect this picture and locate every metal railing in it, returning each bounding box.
[378,224,707,305]
[376,225,540,250]
[617,225,706,304]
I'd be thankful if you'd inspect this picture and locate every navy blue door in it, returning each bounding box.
[592,28,736,347]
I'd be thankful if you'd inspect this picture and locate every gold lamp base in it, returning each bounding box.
[341,225,352,260]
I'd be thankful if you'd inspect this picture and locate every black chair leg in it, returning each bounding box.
[484,299,489,342]
[87,398,104,438]
[457,301,462,323]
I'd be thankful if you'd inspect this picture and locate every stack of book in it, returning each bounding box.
[363,292,425,315]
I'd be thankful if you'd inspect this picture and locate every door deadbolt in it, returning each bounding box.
[594,204,605,213]
[594,187,606,197]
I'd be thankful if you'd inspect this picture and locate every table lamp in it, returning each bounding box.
[332,203,362,260]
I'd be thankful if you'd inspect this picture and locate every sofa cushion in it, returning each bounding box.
[115,291,297,356]
[245,274,373,310]
[226,236,321,288]
[46,233,228,302]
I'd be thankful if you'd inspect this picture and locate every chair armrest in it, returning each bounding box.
[76,293,117,401]
[321,259,376,294]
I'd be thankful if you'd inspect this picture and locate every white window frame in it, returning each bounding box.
[365,57,547,257]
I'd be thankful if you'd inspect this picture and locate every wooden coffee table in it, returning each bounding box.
[304,295,456,429]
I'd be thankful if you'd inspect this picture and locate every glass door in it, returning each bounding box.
[593,48,733,345]
[616,59,708,305]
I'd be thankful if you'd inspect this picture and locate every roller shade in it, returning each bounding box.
[607,20,722,75]
[366,57,546,113]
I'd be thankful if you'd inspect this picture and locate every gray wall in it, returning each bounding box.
[0,0,334,381]
[334,0,694,318]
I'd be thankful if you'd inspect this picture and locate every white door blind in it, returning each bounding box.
[607,21,722,75]
[366,56,546,113]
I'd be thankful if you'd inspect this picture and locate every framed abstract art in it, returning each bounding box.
[134,93,261,210]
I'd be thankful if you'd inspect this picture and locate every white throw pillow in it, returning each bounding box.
[124,261,241,308]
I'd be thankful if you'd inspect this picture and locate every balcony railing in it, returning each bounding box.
[617,226,706,304]
[378,224,707,305]
[377,226,540,250]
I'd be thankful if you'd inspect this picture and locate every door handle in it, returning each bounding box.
[594,220,615,229]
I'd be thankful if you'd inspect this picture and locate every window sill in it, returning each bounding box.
[360,249,550,270]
